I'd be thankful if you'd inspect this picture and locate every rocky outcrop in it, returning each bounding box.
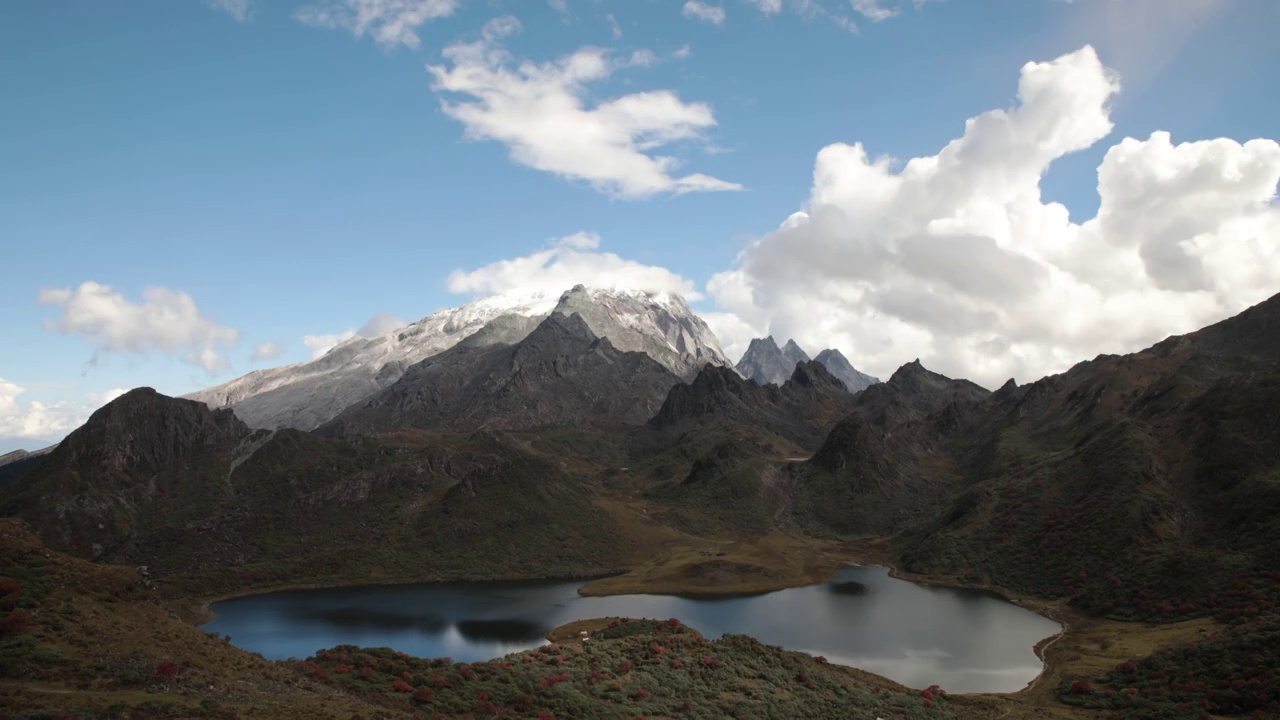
[736,336,809,386]
[813,348,880,393]
[650,360,857,449]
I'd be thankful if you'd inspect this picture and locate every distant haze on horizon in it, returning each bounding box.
[2,0,1278,452]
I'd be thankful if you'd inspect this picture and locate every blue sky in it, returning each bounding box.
[2,0,1278,452]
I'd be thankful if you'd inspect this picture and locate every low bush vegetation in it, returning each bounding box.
[293,617,956,719]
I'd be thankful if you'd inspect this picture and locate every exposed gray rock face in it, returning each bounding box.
[550,285,733,381]
[813,348,880,393]
[187,286,730,430]
[185,292,557,430]
[737,336,881,393]
[320,312,683,435]
[736,336,810,385]
[781,339,811,366]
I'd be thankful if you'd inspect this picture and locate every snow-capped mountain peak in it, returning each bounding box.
[185,285,731,430]
[551,285,732,380]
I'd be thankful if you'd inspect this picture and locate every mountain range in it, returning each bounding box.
[185,285,734,431]
[736,335,880,391]
[4,286,1280,719]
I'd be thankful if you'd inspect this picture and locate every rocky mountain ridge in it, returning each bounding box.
[321,311,684,436]
[186,286,731,431]
[736,336,879,391]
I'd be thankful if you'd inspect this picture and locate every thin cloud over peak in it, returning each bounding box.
[447,233,703,302]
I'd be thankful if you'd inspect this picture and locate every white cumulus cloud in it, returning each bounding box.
[39,282,240,374]
[426,16,741,199]
[447,232,702,302]
[0,380,127,444]
[683,1,727,25]
[295,0,460,49]
[706,45,1280,387]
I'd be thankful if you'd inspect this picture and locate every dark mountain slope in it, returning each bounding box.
[638,361,858,534]
[322,312,682,436]
[650,360,855,449]
[792,361,992,536]
[0,389,635,590]
[864,292,1280,622]
[0,388,253,556]
[0,449,51,490]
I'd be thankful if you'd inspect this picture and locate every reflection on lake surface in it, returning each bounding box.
[203,565,1059,693]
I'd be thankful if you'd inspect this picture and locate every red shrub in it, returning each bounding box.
[1070,680,1093,695]
[428,674,448,687]
[411,688,435,704]
[390,680,413,692]
[358,667,375,680]
[155,661,179,679]
[536,712,556,720]
[0,580,21,601]
[538,673,571,688]
[0,609,30,636]
[298,661,332,683]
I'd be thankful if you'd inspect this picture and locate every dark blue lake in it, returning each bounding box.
[204,565,1059,693]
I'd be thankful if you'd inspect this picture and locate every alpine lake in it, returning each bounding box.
[203,565,1060,694]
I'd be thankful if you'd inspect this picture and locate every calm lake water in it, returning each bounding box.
[204,565,1059,693]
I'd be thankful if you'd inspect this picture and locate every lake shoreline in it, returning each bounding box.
[195,553,1061,696]
[186,568,627,626]
[186,534,1209,718]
